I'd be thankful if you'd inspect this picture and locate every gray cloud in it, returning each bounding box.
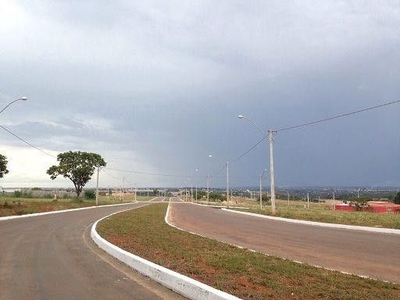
[0,0,399,188]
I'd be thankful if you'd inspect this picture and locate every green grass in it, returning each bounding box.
[0,197,90,216]
[231,198,400,229]
[0,194,152,217]
[97,203,400,300]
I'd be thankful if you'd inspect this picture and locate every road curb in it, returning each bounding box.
[0,202,134,221]
[222,208,400,235]
[91,212,241,300]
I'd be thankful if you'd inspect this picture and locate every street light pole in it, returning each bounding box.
[206,175,209,203]
[0,97,27,115]
[95,159,114,206]
[195,168,198,202]
[134,183,137,202]
[238,114,277,215]
[207,154,212,203]
[268,129,276,215]
[226,162,229,206]
[95,166,100,206]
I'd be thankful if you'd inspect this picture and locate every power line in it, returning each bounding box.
[2,99,398,185]
[229,135,267,164]
[105,167,197,178]
[229,99,400,165]
[276,99,400,132]
[102,169,123,181]
[0,125,56,158]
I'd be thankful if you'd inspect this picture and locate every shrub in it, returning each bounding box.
[13,190,32,198]
[394,192,400,205]
[84,190,96,200]
[13,190,22,198]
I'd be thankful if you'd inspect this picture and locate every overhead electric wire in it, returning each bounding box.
[0,125,56,158]
[228,99,400,165]
[102,168,123,181]
[228,135,268,165]
[2,99,398,184]
[105,167,199,178]
[276,99,400,132]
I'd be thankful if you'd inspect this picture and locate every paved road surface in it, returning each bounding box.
[168,202,400,284]
[0,203,186,300]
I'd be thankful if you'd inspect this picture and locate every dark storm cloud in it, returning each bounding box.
[0,0,399,188]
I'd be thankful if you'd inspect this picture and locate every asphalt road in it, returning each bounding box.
[168,202,400,284]
[0,203,186,300]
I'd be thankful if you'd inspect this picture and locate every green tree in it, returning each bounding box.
[47,151,106,197]
[0,154,9,178]
[394,192,400,205]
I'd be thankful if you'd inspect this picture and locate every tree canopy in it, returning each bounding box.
[394,192,400,205]
[47,151,106,197]
[0,154,9,178]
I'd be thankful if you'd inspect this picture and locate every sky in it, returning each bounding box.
[0,0,399,190]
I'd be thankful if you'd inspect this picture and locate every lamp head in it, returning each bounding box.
[238,114,244,119]
[21,97,27,101]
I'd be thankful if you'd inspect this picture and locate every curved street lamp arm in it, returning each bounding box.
[238,114,267,136]
[0,97,27,115]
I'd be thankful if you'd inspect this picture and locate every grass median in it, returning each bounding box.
[96,203,400,300]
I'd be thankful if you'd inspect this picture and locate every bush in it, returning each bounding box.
[13,190,32,198]
[348,197,369,211]
[394,192,400,205]
[209,192,224,201]
[84,190,96,200]
[13,190,22,198]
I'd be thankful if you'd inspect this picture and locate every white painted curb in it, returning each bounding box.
[0,202,134,221]
[91,214,241,300]
[223,208,400,235]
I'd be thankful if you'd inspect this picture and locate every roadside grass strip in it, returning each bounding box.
[96,203,400,300]
[230,199,400,230]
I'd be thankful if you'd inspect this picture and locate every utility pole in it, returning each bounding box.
[134,183,137,202]
[259,174,262,210]
[122,177,125,202]
[195,168,198,202]
[206,175,209,202]
[95,166,100,206]
[226,162,229,206]
[268,129,276,215]
[238,115,276,215]
[207,154,212,203]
